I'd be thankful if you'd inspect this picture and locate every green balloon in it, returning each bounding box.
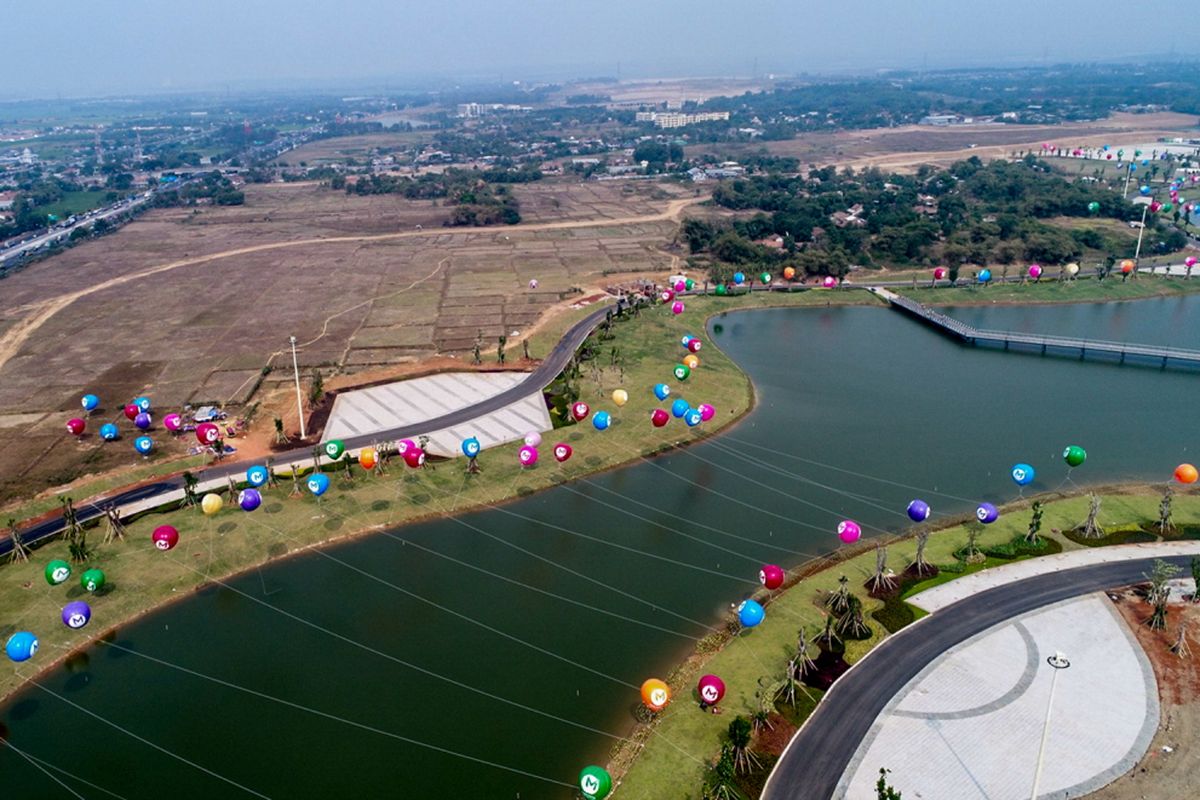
[1087,201,1100,213]
[81,568,106,593]
[685,278,695,291]
[760,272,771,284]
[715,284,727,296]
[45,559,71,586]
[673,364,691,381]
[1163,202,1174,212]
[1063,445,1087,468]
[579,765,612,800]
[323,439,345,460]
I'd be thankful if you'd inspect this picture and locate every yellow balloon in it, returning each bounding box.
[1066,263,1079,275]
[611,389,628,407]
[201,493,223,516]
[682,354,700,369]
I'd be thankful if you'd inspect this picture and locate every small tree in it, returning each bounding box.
[60,497,89,564]
[826,575,852,615]
[1170,622,1192,658]
[102,505,126,544]
[876,768,903,800]
[1077,493,1104,539]
[1158,486,1174,535]
[704,746,739,800]
[7,518,28,564]
[867,543,896,594]
[472,329,482,365]
[342,452,354,480]
[963,522,984,563]
[910,529,934,576]
[308,369,324,407]
[273,417,289,444]
[835,594,871,639]
[1025,500,1044,546]
[181,470,199,509]
[497,335,507,365]
[727,716,760,774]
[1146,559,1182,630]
[1191,556,1200,603]
[522,339,530,361]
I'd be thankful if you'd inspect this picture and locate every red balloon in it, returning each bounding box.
[571,402,590,422]
[152,525,179,551]
[651,409,669,427]
[553,443,573,462]
[687,339,702,353]
[933,267,947,280]
[403,448,426,468]
[759,564,785,590]
[66,418,86,436]
[124,404,140,421]
[698,674,726,705]
[660,290,674,303]
[195,422,220,445]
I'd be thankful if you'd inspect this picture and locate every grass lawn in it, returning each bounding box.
[36,190,113,220]
[898,274,1200,306]
[611,487,1200,799]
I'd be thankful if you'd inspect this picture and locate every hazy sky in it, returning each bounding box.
[7,0,1157,97]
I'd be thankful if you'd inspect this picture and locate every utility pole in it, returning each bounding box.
[290,336,306,440]
[1133,203,1150,266]
[1030,651,1070,799]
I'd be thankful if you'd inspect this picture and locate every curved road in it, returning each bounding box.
[761,555,1189,800]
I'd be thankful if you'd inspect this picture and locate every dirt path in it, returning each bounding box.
[0,197,703,376]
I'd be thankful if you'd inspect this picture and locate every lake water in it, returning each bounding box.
[4,297,1200,799]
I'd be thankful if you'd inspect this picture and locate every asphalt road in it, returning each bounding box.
[0,299,615,556]
[761,555,1191,800]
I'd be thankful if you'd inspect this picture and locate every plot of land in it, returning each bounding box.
[277,131,433,166]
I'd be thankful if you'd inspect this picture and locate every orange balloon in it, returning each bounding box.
[783,266,796,281]
[683,354,700,369]
[1121,259,1135,274]
[640,678,671,712]
[359,448,378,470]
[1175,463,1198,484]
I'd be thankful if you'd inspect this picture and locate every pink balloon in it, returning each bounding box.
[395,438,416,455]
[933,267,947,280]
[553,443,572,463]
[1028,264,1042,278]
[674,280,686,292]
[698,674,726,705]
[837,519,861,543]
[671,301,685,315]
[518,445,538,466]
[822,276,837,288]
[660,290,674,303]
[1187,257,1197,268]
[697,403,716,421]
[163,412,183,432]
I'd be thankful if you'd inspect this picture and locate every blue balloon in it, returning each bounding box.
[733,272,746,285]
[81,394,100,412]
[1142,159,1150,166]
[99,423,120,441]
[306,473,330,496]
[681,334,695,348]
[976,502,999,524]
[906,499,931,522]
[684,409,702,427]
[671,398,690,418]
[978,269,992,283]
[1140,185,1151,196]
[738,600,765,628]
[133,396,151,413]
[134,436,154,455]
[6,631,38,663]
[653,383,671,401]
[461,437,481,458]
[592,411,611,431]
[1011,463,1035,486]
[246,465,269,487]
[1129,164,1137,172]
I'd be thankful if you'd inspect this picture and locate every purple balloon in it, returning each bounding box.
[906,499,931,522]
[239,489,262,512]
[975,502,999,524]
[134,412,152,430]
[62,600,91,629]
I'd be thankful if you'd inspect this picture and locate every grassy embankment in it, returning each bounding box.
[0,290,859,705]
[612,488,1200,799]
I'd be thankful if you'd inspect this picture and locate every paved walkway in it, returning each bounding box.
[838,594,1158,799]
[909,541,1200,613]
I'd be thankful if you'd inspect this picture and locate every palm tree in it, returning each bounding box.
[1146,559,1181,630]
[727,716,760,774]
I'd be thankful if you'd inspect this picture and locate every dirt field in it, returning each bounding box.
[277,131,433,166]
[552,77,774,105]
[0,179,698,504]
[1087,588,1200,799]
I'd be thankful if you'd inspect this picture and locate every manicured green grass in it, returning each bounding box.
[36,190,113,220]
[899,274,1200,306]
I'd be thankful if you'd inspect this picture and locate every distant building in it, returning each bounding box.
[635,111,730,129]
[0,191,15,210]
[919,114,961,126]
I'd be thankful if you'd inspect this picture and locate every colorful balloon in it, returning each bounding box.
[80,568,105,593]
[201,493,223,515]
[698,674,726,706]
[81,394,99,412]
[1066,263,1079,276]
[571,401,591,421]
[1063,445,1087,467]
[674,280,686,292]
[5,632,38,663]
[760,272,771,284]
[653,384,671,401]
[246,465,269,487]
[196,422,220,445]
[307,473,330,496]
[837,520,861,543]
[323,439,345,461]
[134,412,152,430]
[461,437,481,458]
[733,272,745,285]
[45,559,71,586]
[738,599,765,627]
[133,397,151,413]
[1028,264,1042,279]
[933,267,947,280]
[906,499,931,522]
[641,678,671,711]
[611,389,628,407]
[684,409,702,427]
[685,278,695,291]
[1011,463,1035,486]
[134,436,153,455]
[518,445,539,466]
[403,448,426,468]
[100,423,119,441]
[976,502,999,524]
[579,766,612,800]
[681,334,694,348]
[687,338,702,353]
[715,284,727,296]
[651,409,669,427]
[759,564,785,590]
[358,448,377,470]
[682,354,700,370]
[395,439,417,456]
[1087,201,1101,213]
[1174,463,1198,484]
[524,431,542,448]
[152,525,179,550]
[660,290,674,303]
[783,266,796,280]
[822,276,837,288]
[671,398,689,418]
[62,601,91,630]
[673,364,690,381]
[239,489,262,512]
[1187,257,1197,268]
[978,269,992,283]
[592,411,611,431]
[163,412,183,432]
[66,417,86,436]
[1140,185,1151,196]
[553,443,573,463]
[671,301,685,315]
[1121,260,1134,274]
[698,403,716,421]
